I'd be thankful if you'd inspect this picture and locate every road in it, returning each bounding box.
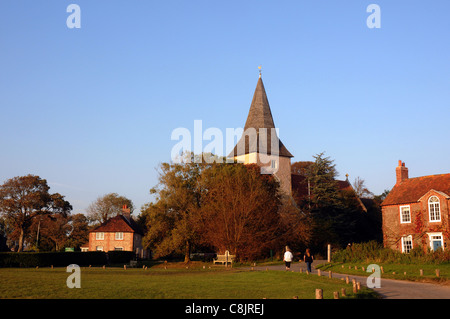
[250,260,450,299]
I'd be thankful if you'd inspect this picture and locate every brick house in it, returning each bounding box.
[381,161,450,253]
[87,205,147,258]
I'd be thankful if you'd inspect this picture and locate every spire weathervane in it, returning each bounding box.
[258,65,262,78]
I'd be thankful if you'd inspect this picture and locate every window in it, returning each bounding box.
[400,205,411,223]
[271,160,277,169]
[115,232,123,240]
[428,196,441,222]
[401,235,413,253]
[95,232,104,240]
[96,246,103,251]
[114,247,123,251]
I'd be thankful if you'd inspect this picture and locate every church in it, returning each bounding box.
[228,72,366,213]
[227,72,293,196]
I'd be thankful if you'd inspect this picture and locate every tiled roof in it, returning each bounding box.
[89,215,144,235]
[382,173,450,206]
[228,77,293,158]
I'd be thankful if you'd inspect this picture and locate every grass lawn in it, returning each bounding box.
[317,262,450,284]
[0,264,379,299]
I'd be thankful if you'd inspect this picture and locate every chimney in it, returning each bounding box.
[395,160,409,185]
[121,204,131,222]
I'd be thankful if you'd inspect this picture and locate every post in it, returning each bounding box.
[327,244,331,263]
[341,288,346,297]
[420,269,423,276]
[345,276,349,284]
[315,289,323,299]
[333,291,339,299]
[328,271,332,278]
[436,269,440,277]
[317,269,321,277]
[356,282,361,291]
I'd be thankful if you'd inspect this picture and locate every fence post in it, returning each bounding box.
[328,271,332,278]
[420,269,423,276]
[327,244,331,263]
[317,269,321,277]
[315,289,323,299]
[333,291,339,299]
[436,269,440,277]
[341,288,346,297]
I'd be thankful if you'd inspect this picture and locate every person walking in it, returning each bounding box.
[304,248,314,273]
[283,246,294,271]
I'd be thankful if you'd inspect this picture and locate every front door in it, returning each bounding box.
[432,240,442,251]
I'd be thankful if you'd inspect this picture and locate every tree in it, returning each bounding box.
[0,175,72,252]
[199,163,281,260]
[87,193,134,224]
[142,153,218,262]
[352,176,374,198]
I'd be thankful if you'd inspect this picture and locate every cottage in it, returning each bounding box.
[381,161,450,253]
[87,205,147,258]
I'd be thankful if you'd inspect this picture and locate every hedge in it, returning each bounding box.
[0,251,137,268]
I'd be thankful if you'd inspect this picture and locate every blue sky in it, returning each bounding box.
[0,1,449,215]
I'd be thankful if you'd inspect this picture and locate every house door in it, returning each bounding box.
[432,240,442,251]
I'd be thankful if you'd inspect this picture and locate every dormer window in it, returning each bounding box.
[428,196,441,222]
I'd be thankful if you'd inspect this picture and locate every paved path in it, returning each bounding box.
[249,260,450,299]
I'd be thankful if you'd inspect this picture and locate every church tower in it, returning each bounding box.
[228,74,293,195]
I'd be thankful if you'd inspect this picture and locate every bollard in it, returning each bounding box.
[317,269,321,277]
[328,271,332,278]
[315,289,323,299]
[420,269,423,276]
[341,288,346,297]
[380,266,384,274]
[356,282,361,291]
[345,276,349,284]
[124,265,127,270]
[333,291,339,299]
[436,269,440,277]
[362,267,365,272]
[293,296,298,299]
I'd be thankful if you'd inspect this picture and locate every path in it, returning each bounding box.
[249,260,450,299]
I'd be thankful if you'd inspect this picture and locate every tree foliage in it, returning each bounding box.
[87,193,134,224]
[0,175,72,252]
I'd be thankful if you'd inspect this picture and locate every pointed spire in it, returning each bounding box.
[243,76,276,131]
[228,75,293,158]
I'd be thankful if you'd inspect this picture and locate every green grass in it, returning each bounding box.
[317,262,450,284]
[0,266,379,299]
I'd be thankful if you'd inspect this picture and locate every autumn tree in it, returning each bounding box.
[0,175,72,252]
[87,193,134,224]
[199,163,281,260]
[142,153,219,262]
[352,176,374,198]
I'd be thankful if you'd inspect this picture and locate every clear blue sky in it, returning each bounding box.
[1,1,449,215]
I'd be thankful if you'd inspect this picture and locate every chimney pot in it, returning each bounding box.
[395,160,409,185]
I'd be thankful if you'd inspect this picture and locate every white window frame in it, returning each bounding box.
[399,205,411,224]
[401,235,413,253]
[428,196,441,222]
[115,232,124,240]
[96,246,103,251]
[95,232,104,240]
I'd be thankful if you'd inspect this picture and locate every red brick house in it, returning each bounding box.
[86,205,147,258]
[381,161,450,253]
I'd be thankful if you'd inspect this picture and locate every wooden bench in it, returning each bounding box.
[213,250,235,265]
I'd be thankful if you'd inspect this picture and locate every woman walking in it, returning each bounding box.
[304,248,314,273]
[283,246,294,271]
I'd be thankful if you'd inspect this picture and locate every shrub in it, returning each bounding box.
[0,251,108,268]
[332,241,450,264]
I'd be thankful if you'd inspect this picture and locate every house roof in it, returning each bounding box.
[89,214,144,235]
[228,77,293,158]
[382,173,450,206]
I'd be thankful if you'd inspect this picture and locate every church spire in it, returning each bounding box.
[228,75,293,158]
